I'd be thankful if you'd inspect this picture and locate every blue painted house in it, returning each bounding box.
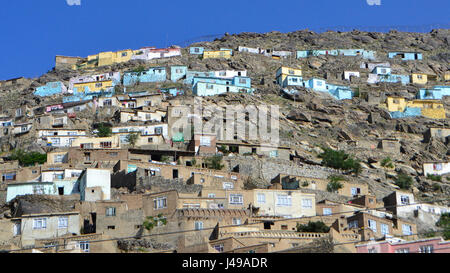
[123,67,166,86]
[417,86,450,100]
[6,182,55,202]
[378,74,410,85]
[185,71,215,85]
[34,81,67,97]
[171,66,188,82]
[192,76,253,96]
[390,107,422,119]
[220,48,233,55]
[190,47,205,55]
[161,88,184,97]
[372,66,392,75]
[388,52,423,61]
[297,49,375,60]
[302,78,353,100]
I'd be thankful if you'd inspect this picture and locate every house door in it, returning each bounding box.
[173,169,178,179]
[58,187,64,195]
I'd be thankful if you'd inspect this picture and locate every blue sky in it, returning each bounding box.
[0,0,448,80]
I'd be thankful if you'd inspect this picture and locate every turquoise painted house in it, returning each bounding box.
[388,52,423,61]
[192,76,253,96]
[185,71,215,85]
[390,107,422,119]
[171,66,188,82]
[417,86,450,100]
[378,74,410,85]
[190,47,204,55]
[297,49,375,60]
[302,78,353,100]
[123,67,166,86]
[63,90,114,103]
[34,81,67,97]
[372,67,392,75]
[6,182,55,202]
[193,82,253,96]
[161,88,184,96]
[220,48,233,55]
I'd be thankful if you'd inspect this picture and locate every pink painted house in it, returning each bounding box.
[356,237,450,253]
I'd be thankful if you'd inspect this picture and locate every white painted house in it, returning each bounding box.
[78,169,111,201]
[423,162,450,176]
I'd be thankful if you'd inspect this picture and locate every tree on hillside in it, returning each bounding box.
[97,123,112,137]
[297,221,330,233]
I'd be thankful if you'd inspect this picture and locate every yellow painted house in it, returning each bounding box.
[386,96,446,119]
[411,73,438,85]
[73,49,135,69]
[71,136,121,149]
[203,50,232,60]
[408,100,446,119]
[276,66,302,85]
[386,97,408,112]
[72,80,114,94]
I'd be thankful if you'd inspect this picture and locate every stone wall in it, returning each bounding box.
[226,157,342,182]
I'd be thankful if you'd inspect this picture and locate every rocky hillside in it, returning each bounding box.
[1,28,450,205]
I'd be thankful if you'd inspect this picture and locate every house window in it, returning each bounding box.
[154,197,167,209]
[148,137,153,143]
[214,244,224,253]
[206,84,214,89]
[120,135,129,144]
[13,222,21,236]
[2,173,16,181]
[222,182,234,190]
[81,143,93,149]
[195,221,203,230]
[419,245,434,253]
[323,208,332,216]
[122,52,128,57]
[54,154,64,163]
[100,142,112,148]
[348,220,358,229]
[103,99,112,106]
[257,193,266,204]
[106,207,116,216]
[232,218,241,225]
[155,127,163,135]
[200,136,211,146]
[58,216,68,229]
[380,223,389,235]
[51,138,60,146]
[368,248,378,253]
[301,199,312,209]
[239,78,247,84]
[95,83,102,88]
[78,241,89,253]
[208,193,216,198]
[368,219,377,232]
[33,218,47,230]
[277,195,292,207]
[395,248,410,253]
[53,173,64,180]
[400,195,410,205]
[351,188,361,196]
[33,185,45,194]
[229,194,243,205]
[402,224,412,236]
